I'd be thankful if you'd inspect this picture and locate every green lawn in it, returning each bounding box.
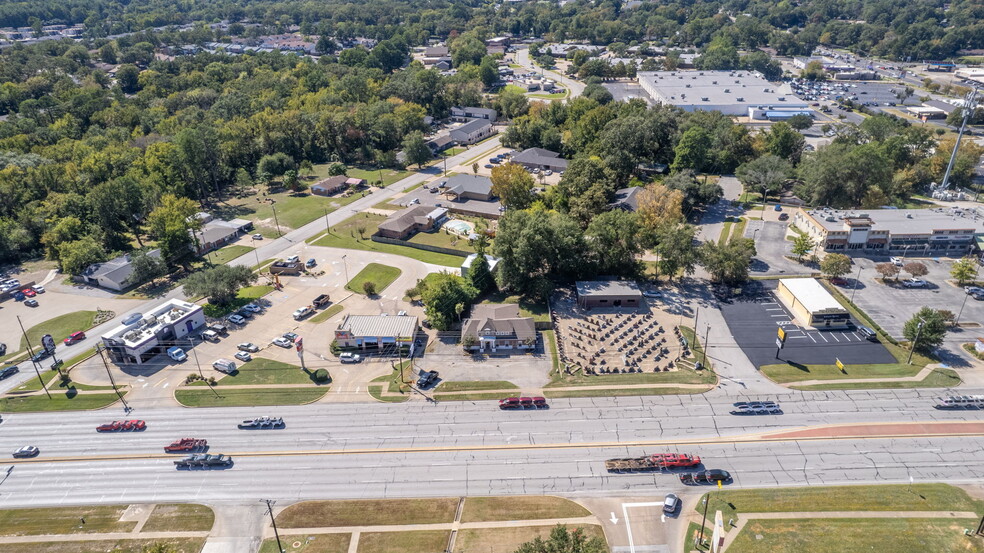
[278,498,458,528]
[9,367,119,393]
[445,147,467,156]
[0,505,136,536]
[368,364,414,401]
[697,484,983,522]
[346,263,402,295]
[358,531,451,553]
[174,387,327,407]
[216,189,365,238]
[760,362,924,383]
[208,244,254,265]
[259,534,351,553]
[529,91,568,100]
[435,380,519,392]
[542,387,708,399]
[308,303,345,324]
[19,311,98,353]
[792,367,962,390]
[0,391,122,412]
[345,166,412,187]
[309,213,465,267]
[202,285,274,318]
[544,329,559,371]
[217,358,321,386]
[407,226,479,254]
[460,496,590,523]
[454,525,606,553]
[0,538,207,553]
[727,518,983,553]
[141,504,215,533]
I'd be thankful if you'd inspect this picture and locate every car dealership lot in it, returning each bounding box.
[719,281,896,368]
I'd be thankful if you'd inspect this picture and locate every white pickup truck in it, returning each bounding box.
[292,306,314,320]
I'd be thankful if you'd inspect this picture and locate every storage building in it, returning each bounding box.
[776,278,850,329]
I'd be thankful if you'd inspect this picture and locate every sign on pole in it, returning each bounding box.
[295,337,303,353]
[777,327,786,342]
[775,338,783,349]
[835,358,844,370]
[41,334,55,353]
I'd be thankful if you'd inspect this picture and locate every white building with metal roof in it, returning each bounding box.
[776,278,850,329]
[334,314,419,351]
[638,70,808,116]
[101,299,206,365]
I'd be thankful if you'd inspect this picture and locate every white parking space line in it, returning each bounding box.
[830,333,840,342]
[817,333,829,343]
[807,333,817,343]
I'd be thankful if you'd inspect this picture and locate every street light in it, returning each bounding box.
[907,319,924,365]
[270,200,283,237]
[250,237,260,267]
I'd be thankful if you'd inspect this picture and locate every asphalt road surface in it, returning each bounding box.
[1,389,981,508]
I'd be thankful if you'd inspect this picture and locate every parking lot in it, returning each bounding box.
[720,281,896,368]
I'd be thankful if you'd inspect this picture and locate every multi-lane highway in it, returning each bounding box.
[1,388,981,508]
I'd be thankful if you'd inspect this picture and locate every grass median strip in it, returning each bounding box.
[259,534,351,553]
[0,505,136,536]
[358,530,450,553]
[436,381,519,393]
[277,498,458,527]
[542,387,710,399]
[141,504,215,533]
[791,367,962,390]
[308,304,345,324]
[0,392,122,412]
[460,496,590,523]
[174,387,327,407]
[453,525,604,553]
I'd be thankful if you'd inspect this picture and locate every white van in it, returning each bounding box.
[212,359,236,373]
[167,347,187,362]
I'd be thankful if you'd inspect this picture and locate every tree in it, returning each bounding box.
[402,131,431,169]
[493,209,587,300]
[950,258,978,285]
[58,237,106,275]
[514,524,607,553]
[820,253,852,279]
[665,171,723,214]
[472,162,479,175]
[700,235,756,285]
[99,43,117,64]
[903,307,948,353]
[636,183,684,233]
[183,264,256,306]
[461,334,477,349]
[256,153,296,181]
[584,210,645,277]
[786,114,814,131]
[283,170,300,193]
[497,87,529,119]
[763,122,805,164]
[362,281,377,296]
[875,262,900,281]
[582,84,613,104]
[116,64,140,94]
[420,272,478,330]
[491,164,536,210]
[671,127,712,172]
[468,237,495,293]
[130,249,167,286]
[146,195,200,266]
[903,262,928,278]
[735,155,793,202]
[791,234,815,262]
[801,60,827,81]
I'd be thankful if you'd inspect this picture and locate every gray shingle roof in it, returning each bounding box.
[462,304,536,341]
[444,174,493,197]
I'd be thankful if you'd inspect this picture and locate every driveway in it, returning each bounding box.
[419,336,552,390]
[513,47,585,98]
[745,220,811,276]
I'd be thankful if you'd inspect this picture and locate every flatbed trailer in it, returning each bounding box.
[605,453,701,472]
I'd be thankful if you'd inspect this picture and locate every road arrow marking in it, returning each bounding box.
[610,512,619,524]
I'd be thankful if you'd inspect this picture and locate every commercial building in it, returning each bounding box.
[575,280,642,309]
[101,299,206,365]
[79,249,161,291]
[793,207,984,256]
[443,174,494,201]
[511,148,569,172]
[449,119,495,145]
[190,213,252,254]
[907,105,947,120]
[375,205,449,240]
[461,304,536,352]
[451,106,498,122]
[334,314,418,351]
[776,278,850,329]
[638,71,808,116]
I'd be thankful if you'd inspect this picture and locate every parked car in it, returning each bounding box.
[305,258,317,268]
[890,256,904,266]
[0,365,19,380]
[21,288,36,297]
[0,342,5,356]
[902,278,927,288]
[293,306,314,320]
[339,352,361,363]
[829,277,848,286]
[243,304,263,313]
[31,285,44,294]
[202,330,220,342]
[234,351,252,362]
[286,255,300,263]
[964,286,984,295]
[663,493,680,514]
[24,299,38,307]
[252,233,263,240]
[856,326,878,341]
[778,213,789,221]
[31,349,50,363]
[417,370,439,389]
[12,446,39,458]
[64,331,86,345]
[212,359,237,373]
[282,332,299,343]
[484,164,494,169]
[227,313,246,325]
[237,343,259,353]
[643,290,662,299]
[773,204,782,211]
[272,337,292,348]
[122,313,143,326]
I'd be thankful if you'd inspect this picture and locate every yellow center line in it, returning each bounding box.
[9,422,984,465]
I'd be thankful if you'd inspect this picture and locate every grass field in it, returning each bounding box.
[141,504,215,533]
[0,538,207,553]
[217,358,316,386]
[760,362,924,383]
[454,525,606,553]
[697,484,983,522]
[544,329,559,371]
[174,387,327,407]
[259,534,351,553]
[19,310,98,352]
[461,496,590,523]
[0,391,122,412]
[9,367,118,393]
[202,285,274,318]
[277,498,458,528]
[339,166,412,187]
[728,518,983,553]
[0,505,135,536]
[209,244,254,265]
[346,263,401,295]
[308,304,345,324]
[309,213,464,267]
[406,227,478,254]
[358,530,450,553]
[217,189,365,238]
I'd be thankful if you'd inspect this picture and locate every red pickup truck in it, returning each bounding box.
[96,420,146,432]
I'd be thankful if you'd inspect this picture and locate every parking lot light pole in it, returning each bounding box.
[907,320,924,365]
[956,262,982,325]
[850,266,863,302]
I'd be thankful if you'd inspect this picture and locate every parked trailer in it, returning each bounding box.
[313,294,331,308]
[605,453,701,473]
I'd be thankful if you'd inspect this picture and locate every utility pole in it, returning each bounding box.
[271,201,283,237]
[907,320,924,365]
[264,500,285,553]
[850,265,863,303]
[697,495,710,549]
[956,262,981,325]
[16,315,50,399]
[701,324,710,367]
[341,254,349,284]
[942,87,980,191]
[189,339,219,398]
[96,344,128,412]
[323,207,330,233]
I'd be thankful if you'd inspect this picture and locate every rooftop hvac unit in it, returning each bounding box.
[685,84,691,88]
[826,217,836,222]
[778,97,786,101]
[724,89,730,93]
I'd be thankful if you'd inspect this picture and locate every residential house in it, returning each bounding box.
[78,249,162,292]
[511,148,569,172]
[610,187,642,212]
[191,215,253,254]
[460,253,500,278]
[335,314,418,351]
[449,119,495,145]
[461,304,537,352]
[450,106,498,122]
[426,134,455,154]
[310,175,350,196]
[375,205,449,240]
[433,58,452,71]
[444,174,494,201]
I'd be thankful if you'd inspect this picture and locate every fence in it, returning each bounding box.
[370,235,472,258]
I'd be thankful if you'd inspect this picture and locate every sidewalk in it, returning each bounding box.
[782,365,936,387]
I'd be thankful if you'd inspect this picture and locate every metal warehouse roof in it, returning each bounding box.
[779,278,845,314]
